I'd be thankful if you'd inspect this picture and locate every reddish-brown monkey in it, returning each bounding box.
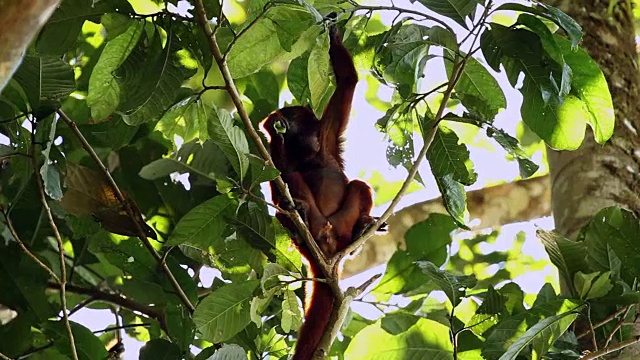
[262,19,375,360]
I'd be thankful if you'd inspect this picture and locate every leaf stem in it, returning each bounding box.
[57,110,196,313]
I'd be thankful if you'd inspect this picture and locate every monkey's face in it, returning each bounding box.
[264,106,321,155]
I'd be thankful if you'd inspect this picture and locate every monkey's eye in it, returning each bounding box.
[273,119,287,134]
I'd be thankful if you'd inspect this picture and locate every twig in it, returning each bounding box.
[576,306,629,339]
[192,0,331,282]
[30,125,78,360]
[343,4,454,35]
[93,323,151,334]
[2,211,60,283]
[47,282,168,332]
[57,110,195,313]
[581,336,640,360]
[0,351,11,360]
[604,305,634,347]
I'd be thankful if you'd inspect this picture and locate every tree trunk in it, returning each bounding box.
[545,0,640,358]
[0,0,60,91]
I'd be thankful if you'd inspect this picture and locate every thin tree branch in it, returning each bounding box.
[30,124,78,360]
[93,323,151,334]
[2,211,60,283]
[47,282,167,332]
[57,110,196,313]
[0,351,10,360]
[581,336,640,360]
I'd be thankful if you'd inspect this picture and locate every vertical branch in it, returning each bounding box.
[30,124,79,360]
[57,110,195,313]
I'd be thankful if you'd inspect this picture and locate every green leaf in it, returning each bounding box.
[35,0,133,54]
[155,98,207,143]
[375,23,432,96]
[261,263,290,292]
[434,174,467,228]
[193,280,259,343]
[416,261,476,307]
[281,289,302,333]
[498,311,579,360]
[44,321,109,360]
[205,344,248,360]
[413,0,478,27]
[0,246,56,322]
[427,126,477,186]
[87,20,144,121]
[308,33,331,114]
[486,127,539,178]
[287,53,312,104]
[139,339,182,360]
[118,33,196,125]
[168,195,236,247]
[345,318,454,359]
[584,207,640,278]
[573,271,613,300]
[495,2,582,47]
[555,36,614,144]
[373,250,432,298]
[39,117,63,200]
[246,154,279,190]
[12,55,75,117]
[207,107,250,180]
[538,230,588,293]
[266,7,315,52]
[166,305,195,351]
[404,213,457,267]
[450,57,506,120]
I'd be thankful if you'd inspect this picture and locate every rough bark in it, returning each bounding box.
[0,0,60,91]
[545,0,640,358]
[343,175,551,276]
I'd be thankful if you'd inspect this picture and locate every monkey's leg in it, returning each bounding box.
[282,172,329,241]
[327,180,375,248]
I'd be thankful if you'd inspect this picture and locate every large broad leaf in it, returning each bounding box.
[538,230,588,292]
[87,20,143,121]
[416,261,477,307]
[117,32,196,125]
[449,56,506,120]
[404,213,457,267]
[12,55,75,118]
[499,311,579,360]
[375,23,432,96]
[482,299,581,360]
[555,36,614,144]
[427,126,477,186]
[193,281,259,343]
[139,339,182,360]
[207,107,250,181]
[345,317,454,359]
[495,2,582,47]
[167,195,236,247]
[35,0,134,55]
[412,0,478,28]
[44,321,109,360]
[308,33,331,114]
[226,10,318,78]
[584,207,640,279]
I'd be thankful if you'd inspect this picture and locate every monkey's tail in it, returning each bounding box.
[292,262,334,360]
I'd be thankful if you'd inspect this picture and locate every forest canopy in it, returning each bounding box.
[1,0,637,360]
